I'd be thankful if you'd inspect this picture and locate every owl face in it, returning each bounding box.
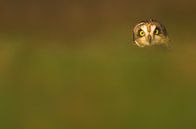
[132,19,169,47]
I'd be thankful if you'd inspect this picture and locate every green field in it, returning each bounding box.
[0,28,196,129]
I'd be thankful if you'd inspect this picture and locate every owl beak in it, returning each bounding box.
[148,35,152,44]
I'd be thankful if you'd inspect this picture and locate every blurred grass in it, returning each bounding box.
[0,26,196,129]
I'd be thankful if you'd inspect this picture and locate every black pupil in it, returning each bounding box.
[138,30,143,36]
[155,28,160,34]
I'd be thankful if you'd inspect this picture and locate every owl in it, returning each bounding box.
[132,19,169,47]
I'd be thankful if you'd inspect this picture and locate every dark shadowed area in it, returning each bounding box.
[0,0,196,129]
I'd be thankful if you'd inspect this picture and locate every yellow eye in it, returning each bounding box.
[154,28,159,35]
[139,30,145,37]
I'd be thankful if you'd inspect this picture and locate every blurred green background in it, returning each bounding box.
[0,0,196,129]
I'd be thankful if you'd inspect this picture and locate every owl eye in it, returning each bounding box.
[139,30,145,37]
[154,28,159,35]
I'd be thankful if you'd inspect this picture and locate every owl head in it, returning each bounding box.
[132,19,169,47]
